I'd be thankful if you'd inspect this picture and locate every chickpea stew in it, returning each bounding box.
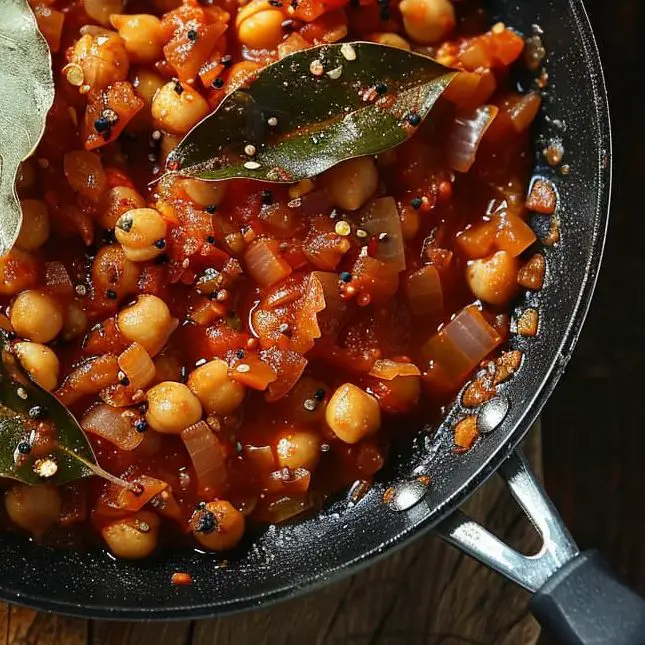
[3,0,549,559]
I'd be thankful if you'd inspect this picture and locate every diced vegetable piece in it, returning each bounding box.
[244,239,293,288]
[368,359,421,380]
[262,347,308,402]
[229,354,278,390]
[292,0,349,22]
[116,475,168,512]
[454,416,479,451]
[33,4,65,53]
[420,306,502,386]
[406,265,444,317]
[118,343,156,389]
[456,221,497,259]
[445,106,498,173]
[526,178,557,214]
[360,197,406,272]
[516,308,539,337]
[181,421,228,496]
[494,213,537,257]
[517,253,546,290]
[255,495,313,523]
[265,467,312,494]
[57,354,120,406]
[81,404,144,451]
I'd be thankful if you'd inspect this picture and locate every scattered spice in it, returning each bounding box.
[309,59,324,76]
[33,457,58,478]
[454,416,479,452]
[517,309,539,337]
[326,65,343,80]
[334,220,351,236]
[244,144,257,156]
[243,161,261,170]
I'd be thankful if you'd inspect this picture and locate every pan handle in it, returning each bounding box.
[435,450,645,645]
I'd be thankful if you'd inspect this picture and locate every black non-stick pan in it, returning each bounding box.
[0,1,639,643]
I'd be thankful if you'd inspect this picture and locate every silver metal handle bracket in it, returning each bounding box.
[435,450,580,592]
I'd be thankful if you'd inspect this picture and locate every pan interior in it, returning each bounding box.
[0,0,610,619]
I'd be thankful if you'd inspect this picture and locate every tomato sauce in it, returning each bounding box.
[2,0,544,556]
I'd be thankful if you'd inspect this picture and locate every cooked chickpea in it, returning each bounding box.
[370,32,411,50]
[5,483,62,537]
[16,200,50,250]
[69,31,129,91]
[325,383,381,444]
[238,10,284,50]
[91,244,140,300]
[100,185,146,229]
[83,0,125,27]
[325,157,378,211]
[466,250,519,306]
[146,381,203,434]
[275,430,321,470]
[181,179,228,208]
[10,290,63,343]
[13,341,60,391]
[115,208,167,262]
[187,359,245,415]
[151,81,210,135]
[109,14,163,64]
[191,501,245,551]
[0,249,37,296]
[101,511,160,559]
[117,294,175,354]
[62,301,88,341]
[399,0,456,44]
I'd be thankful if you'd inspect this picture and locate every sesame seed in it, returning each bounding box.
[356,228,368,238]
[244,161,261,170]
[335,220,351,236]
[326,65,343,80]
[195,358,207,367]
[303,399,317,411]
[378,232,389,242]
[244,144,257,156]
[151,129,162,141]
[267,116,278,127]
[102,108,119,124]
[34,457,58,479]
[236,363,250,373]
[17,387,28,400]
[75,284,87,296]
[182,258,190,269]
[309,59,324,76]
[341,43,357,61]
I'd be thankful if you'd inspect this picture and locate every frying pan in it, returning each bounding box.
[0,0,638,643]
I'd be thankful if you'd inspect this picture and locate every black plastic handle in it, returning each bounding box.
[531,550,645,645]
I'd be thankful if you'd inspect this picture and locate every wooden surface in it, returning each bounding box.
[0,430,543,645]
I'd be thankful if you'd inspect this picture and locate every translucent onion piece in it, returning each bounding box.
[57,354,120,406]
[229,354,278,390]
[44,261,74,300]
[312,271,348,338]
[115,475,167,512]
[445,105,499,173]
[118,342,156,389]
[181,421,228,496]
[81,403,143,451]
[259,495,312,524]
[262,347,308,402]
[244,239,293,287]
[406,265,444,317]
[368,359,421,380]
[421,306,502,384]
[360,197,406,271]
[266,468,311,494]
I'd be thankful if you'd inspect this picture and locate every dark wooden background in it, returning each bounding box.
[0,2,641,643]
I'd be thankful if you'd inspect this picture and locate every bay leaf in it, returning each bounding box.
[166,41,456,184]
[0,0,55,255]
[0,331,130,488]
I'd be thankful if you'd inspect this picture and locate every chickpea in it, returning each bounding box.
[109,14,163,64]
[5,483,62,537]
[187,359,245,416]
[238,10,284,50]
[117,294,175,355]
[68,31,129,91]
[399,0,456,44]
[13,341,60,391]
[101,511,160,559]
[146,381,203,434]
[16,200,50,251]
[191,501,245,551]
[100,185,146,229]
[325,383,381,444]
[62,300,88,341]
[91,244,140,301]
[0,249,38,296]
[83,0,124,27]
[325,157,378,211]
[370,32,411,50]
[115,208,167,262]
[275,430,321,470]
[151,82,210,135]
[466,250,519,306]
[181,179,228,208]
[10,290,63,343]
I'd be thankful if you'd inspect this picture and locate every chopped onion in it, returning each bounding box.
[81,403,144,451]
[494,212,537,257]
[181,421,228,497]
[118,343,156,390]
[445,105,499,173]
[360,197,406,271]
[244,444,277,473]
[368,359,421,380]
[312,271,348,338]
[44,261,74,301]
[406,265,444,317]
[57,354,120,406]
[259,495,312,524]
[244,239,293,287]
[229,354,278,390]
[116,475,168,512]
[266,468,311,494]
[421,306,502,385]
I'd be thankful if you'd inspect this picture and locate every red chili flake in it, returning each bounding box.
[171,572,193,586]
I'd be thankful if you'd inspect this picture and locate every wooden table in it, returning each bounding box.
[0,430,543,645]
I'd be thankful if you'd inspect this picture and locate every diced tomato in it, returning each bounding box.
[292,0,349,22]
[32,4,65,53]
[493,213,537,256]
[300,9,348,43]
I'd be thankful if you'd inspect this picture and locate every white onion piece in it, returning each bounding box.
[118,342,156,389]
[244,239,293,287]
[181,421,227,496]
[81,404,143,451]
[445,105,499,173]
[368,359,421,380]
[406,265,444,317]
[360,197,406,271]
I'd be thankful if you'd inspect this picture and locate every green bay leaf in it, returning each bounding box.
[166,41,456,184]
